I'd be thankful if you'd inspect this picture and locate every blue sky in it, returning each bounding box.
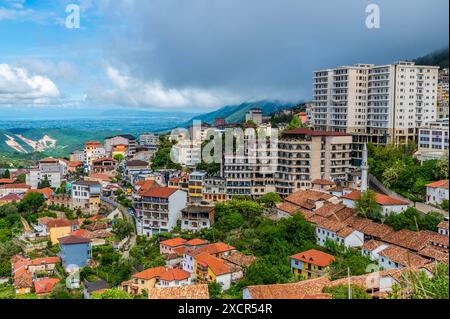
[0,0,449,113]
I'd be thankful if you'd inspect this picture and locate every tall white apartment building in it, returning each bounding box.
[313,62,439,159]
[223,126,278,198]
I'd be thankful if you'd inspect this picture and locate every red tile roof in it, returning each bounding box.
[141,187,178,198]
[34,278,60,294]
[426,180,449,189]
[290,249,335,267]
[88,173,111,182]
[438,221,449,230]
[160,237,187,247]
[195,242,236,255]
[185,238,208,246]
[26,188,53,199]
[195,253,232,276]
[0,178,16,184]
[342,191,409,206]
[148,284,209,299]
[132,266,167,280]
[30,256,60,266]
[58,235,91,245]
[0,193,22,201]
[0,183,31,189]
[69,161,83,167]
[158,269,190,282]
[46,218,71,228]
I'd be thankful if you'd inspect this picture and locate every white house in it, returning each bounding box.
[134,187,187,237]
[342,191,409,217]
[426,180,449,206]
[361,240,389,261]
[437,221,449,236]
[155,269,191,288]
[378,246,429,270]
[309,216,364,248]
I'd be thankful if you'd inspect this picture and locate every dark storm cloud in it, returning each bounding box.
[98,0,449,105]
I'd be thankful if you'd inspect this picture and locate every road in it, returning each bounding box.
[20,216,31,232]
[414,202,449,218]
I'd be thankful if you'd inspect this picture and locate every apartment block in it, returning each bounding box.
[26,158,65,189]
[415,119,449,161]
[84,141,106,168]
[188,171,207,203]
[313,62,439,159]
[134,187,187,237]
[275,129,353,196]
[71,180,102,215]
[203,176,227,203]
[437,68,449,120]
[181,205,215,232]
[223,127,278,198]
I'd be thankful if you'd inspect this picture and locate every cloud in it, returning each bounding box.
[15,59,79,83]
[0,63,61,106]
[0,0,32,21]
[95,0,448,106]
[86,65,241,109]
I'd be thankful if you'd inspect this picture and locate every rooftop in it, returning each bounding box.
[342,191,409,206]
[426,180,449,189]
[160,237,187,247]
[290,249,335,267]
[58,235,92,245]
[148,284,209,299]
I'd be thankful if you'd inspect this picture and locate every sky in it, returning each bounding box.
[0,0,449,113]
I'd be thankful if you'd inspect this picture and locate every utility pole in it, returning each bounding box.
[348,267,352,299]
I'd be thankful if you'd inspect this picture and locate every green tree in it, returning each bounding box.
[323,284,371,299]
[208,282,223,299]
[112,219,134,240]
[92,288,134,299]
[286,116,301,130]
[355,190,382,222]
[113,154,125,162]
[15,173,26,184]
[17,192,45,214]
[2,169,10,178]
[389,263,449,299]
[326,240,372,280]
[37,175,51,189]
[259,192,282,208]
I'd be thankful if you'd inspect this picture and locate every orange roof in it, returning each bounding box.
[426,180,449,189]
[195,242,236,255]
[46,218,71,228]
[0,183,31,190]
[132,266,167,280]
[34,278,60,294]
[195,253,231,276]
[69,161,84,167]
[159,269,191,282]
[26,188,53,199]
[30,256,60,266]
[148,284,209,299]
[160,237,187,247]
[137,179,160,194]
[0,178,16,184]
[70,229,95,239]
[342,191,408,206]
[88,173,111,182]
[290,249,335,267]
[85,141,102,146]
[0,193,22,201]
[186,238,208,246]
[141,187,177,198]
[312,179,335,186]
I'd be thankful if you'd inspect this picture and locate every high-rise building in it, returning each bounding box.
[275,129,353,196]
[223,126,278,198]
[437,68,449,120]
[245,108,263,125]
[313,62,439,159]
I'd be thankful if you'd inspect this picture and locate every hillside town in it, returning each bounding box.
[0,63,449,300]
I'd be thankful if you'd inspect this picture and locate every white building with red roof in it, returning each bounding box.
[426,180,449,206]
[342,190,409,217]
[134,187,187,237]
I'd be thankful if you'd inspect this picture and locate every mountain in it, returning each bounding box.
[0,128,122,159]
[414,47,449,69]
[185,100,299,125]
